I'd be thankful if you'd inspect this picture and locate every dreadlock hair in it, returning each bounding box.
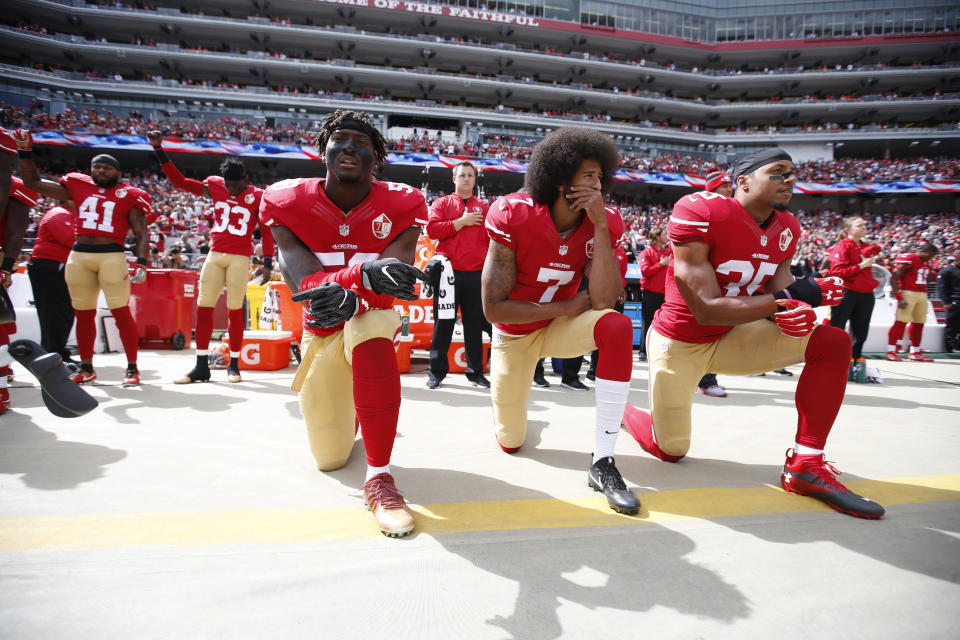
[523,127,620,205]
[220,157,248,181]
[314,109,388,165]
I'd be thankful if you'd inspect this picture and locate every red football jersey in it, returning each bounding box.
[653,191,802,343]
[259,177,428,336]
[58,173,151,244]
[893,253,930,292]
[0,177,39,249]
[203,176,266,257]
[484,192,625,337]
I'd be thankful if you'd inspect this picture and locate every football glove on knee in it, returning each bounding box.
[292,282,369,328]
[774,275,845,307]
[774,299,817,337]
[360,258,427,301]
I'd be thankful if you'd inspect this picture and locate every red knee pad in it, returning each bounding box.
[593,312,633,382]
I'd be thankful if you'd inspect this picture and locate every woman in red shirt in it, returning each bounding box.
[827,216,880,367]
[638,226,670,362]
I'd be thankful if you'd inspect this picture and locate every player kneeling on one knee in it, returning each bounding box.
[481,128,640,515]
[621,147,884,519]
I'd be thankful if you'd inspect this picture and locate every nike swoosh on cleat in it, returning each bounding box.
[604,430,619,435]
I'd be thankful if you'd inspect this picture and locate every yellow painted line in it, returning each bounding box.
[0,475,957,552]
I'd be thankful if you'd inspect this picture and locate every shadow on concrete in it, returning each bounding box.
[0,415,126,490]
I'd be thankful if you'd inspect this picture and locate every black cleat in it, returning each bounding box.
[781,449,885,519]
[174,364,211,384]
[532,372,550,388]
[466,373,490,388]
[588,456,641,515]
[426,374,443,389]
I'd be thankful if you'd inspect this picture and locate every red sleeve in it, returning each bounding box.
[160,161,205,196]
[668,192,717,245]
[9,177,38,208]
[259,223,275,258]
[827,240,863,280]
[0,129,15,155]
[484,196,520,250]
[425,196,457,241]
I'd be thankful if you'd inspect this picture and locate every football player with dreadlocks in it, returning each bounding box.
[148,131,274,384]
[259,110,428,538]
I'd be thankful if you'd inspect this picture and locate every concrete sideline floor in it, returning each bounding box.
[1,349,958,639]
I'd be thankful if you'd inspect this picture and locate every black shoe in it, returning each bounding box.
[174,364,211,384]
[426,375,443,389]
[588,456,640,515]
[532,372,550,388]
[585,370,596,381]
[773,368,793,376]
[561,378,589,391]
[637,352,647,362]
[466,373,490,388]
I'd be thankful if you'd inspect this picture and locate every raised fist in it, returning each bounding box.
[12,129,32,151]
[291,281,369,328]
[360,258,427,301]
[774,299,817,338]
[146,130,164,148]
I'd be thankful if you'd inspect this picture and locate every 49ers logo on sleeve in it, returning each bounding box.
[779,227,794,252]
[115,188,127,199]
[372,213,392,239]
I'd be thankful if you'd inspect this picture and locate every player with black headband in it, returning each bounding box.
[622,148,885,519]
[148,131,274,384]
[14,131,151,387]
[259,110,428,538]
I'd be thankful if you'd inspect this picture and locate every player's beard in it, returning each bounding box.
[93,175,119,188]
[769,199,791,212]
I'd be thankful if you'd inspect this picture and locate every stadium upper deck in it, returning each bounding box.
[2,0,959,161]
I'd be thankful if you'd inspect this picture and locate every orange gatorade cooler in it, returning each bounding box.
[267,281,303,341]
[237,330,294,370]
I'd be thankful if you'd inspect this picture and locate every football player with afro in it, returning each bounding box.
[482,127,641,515]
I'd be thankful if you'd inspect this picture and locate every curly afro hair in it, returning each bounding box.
[219,157,248,181]
[314,109,388,165]
[523,127,620,205]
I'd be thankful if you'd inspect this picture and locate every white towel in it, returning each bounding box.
[436,255,456,320]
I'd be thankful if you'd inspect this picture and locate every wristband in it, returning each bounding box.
[262,256,273,269]
[154,148,169,163]
[17,150,31,159]
[137,257,148,266]
[772,290,793,301]
[893,291,903,301]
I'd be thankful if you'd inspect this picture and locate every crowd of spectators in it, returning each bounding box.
[19,168,959,290]
[4,105,959,182]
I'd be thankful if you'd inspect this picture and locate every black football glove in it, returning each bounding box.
[421,258,444,298]
[360,258,427,301]
[291,282,368,328]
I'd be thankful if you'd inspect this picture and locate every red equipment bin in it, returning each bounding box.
[129,269,199,350]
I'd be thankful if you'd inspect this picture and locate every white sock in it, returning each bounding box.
[0,376,7,390]
[230,351,241,359]
[365,464,391,482]
[887,345,897,352]
[794,443,823,456]
[593,378,631,463]
[910,346,920,354]
[196,349,209,357]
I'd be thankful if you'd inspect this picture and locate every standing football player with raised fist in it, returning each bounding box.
[148,131,274,384]
[259,110,427,538]
[622,148,885,520]
[482,128,641,516]
[15,131,151,387]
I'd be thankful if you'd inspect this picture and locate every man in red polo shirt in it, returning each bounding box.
[27,202,77,367]
[424,161,491,388]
